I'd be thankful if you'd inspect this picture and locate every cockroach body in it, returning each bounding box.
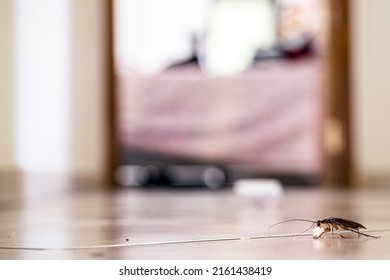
[268,217,380,239]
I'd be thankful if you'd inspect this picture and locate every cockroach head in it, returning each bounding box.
[313,225,325,239]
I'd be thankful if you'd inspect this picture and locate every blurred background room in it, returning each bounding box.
[2,0,390,189]
[1,0,390,259]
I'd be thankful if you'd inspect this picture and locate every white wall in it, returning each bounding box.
[68,0,108,180]
[14,0,71,173]
[0,0,15,170]
[0,0,107,181]
[351,0,390,184]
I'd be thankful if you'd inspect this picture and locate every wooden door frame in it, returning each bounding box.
[324,0,352,186]
[104,0,117,187]
[105,0,353,187]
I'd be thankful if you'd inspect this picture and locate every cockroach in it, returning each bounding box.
[268,217,380,239]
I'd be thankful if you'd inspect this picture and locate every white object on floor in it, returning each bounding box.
[233,179,283,198]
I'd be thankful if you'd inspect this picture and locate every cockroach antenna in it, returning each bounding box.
[268,218,317,237]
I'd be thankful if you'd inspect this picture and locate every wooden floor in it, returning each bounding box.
[1,174,390,259]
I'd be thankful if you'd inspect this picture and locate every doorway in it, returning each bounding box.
[106,0,351,188]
